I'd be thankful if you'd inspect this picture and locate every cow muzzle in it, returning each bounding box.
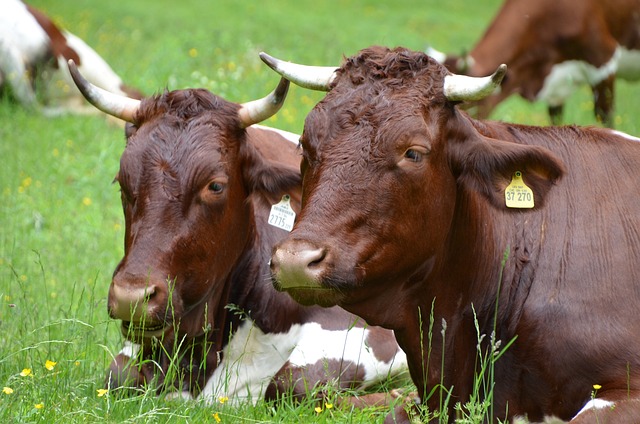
[108,277,172,340]
[270,240,343,307]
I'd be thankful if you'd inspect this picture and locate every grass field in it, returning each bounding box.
[2,1,640,422]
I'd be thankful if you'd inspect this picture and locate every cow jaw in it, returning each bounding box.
[121,320,170,342]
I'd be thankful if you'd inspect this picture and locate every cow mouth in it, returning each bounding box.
[121,320,169,339]
[278,286,343,308]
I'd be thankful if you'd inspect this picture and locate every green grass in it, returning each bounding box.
[2,0,640,422]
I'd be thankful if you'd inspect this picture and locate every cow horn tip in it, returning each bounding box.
[493,64,507,84]
[259,52,279,71]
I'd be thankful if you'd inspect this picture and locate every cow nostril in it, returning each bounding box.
[109,283,161,321]
[272,243,330,290]
[307,248,326,268]
[143,285,156,299]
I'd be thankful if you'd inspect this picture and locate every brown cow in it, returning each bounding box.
[264,47,640,423]
[67,61,408,408]
[427,0,640,127]
[1,0,142,115]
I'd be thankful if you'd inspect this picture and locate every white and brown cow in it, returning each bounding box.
[0,0,141,115]
[428,0,640,126]
[264,46,640,423]
[67,61,407,409]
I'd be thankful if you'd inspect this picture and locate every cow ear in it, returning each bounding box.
[241,143,302,204]
[449,133,565,210]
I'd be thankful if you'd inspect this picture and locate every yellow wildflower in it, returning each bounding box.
[20,368,32,377]
[35,403,44,409]
[593,384,602,390]
[325,402,333,409]
[213,412,221,423]
[314,406,322,413]
[218,396,228,404]
[45,360,57,371]
[3,387,13,394]
[189,48,198,58]
[82,197,92,206]
[97,389,108,397]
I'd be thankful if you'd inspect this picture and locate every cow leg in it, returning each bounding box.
[265,361,408,409]
[105,353,147,391]
[548,104,564,126]
[593,75,615,127]
[105,341,163,395]
[383,397,423,424]
[0,42,38,108]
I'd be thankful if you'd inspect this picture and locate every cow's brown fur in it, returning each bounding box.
[106,87,406,405]
[271,46,640,422]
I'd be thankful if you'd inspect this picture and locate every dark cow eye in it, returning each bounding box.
[404,149,422,162]
[208,182,224,193]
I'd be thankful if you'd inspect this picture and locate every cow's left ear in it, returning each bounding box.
[449,132,565,210]
[240,143,302,204]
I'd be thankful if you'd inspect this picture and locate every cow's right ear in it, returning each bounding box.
[449,131,565,211]
[240,143,302,205]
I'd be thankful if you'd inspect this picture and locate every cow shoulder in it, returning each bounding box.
[447,120,565,210]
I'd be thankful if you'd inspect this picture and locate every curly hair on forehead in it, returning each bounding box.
[333,46,448,91]
[135,88,241,125]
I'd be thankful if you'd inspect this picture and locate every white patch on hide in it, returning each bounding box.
[199,319,408,405]
[288,323,408,389]
[118,340,141,359]
[200,319,303,405]
[616,46,640,81]
[253,124,300,145]
[537,48,620,106]
[573,398,615,419]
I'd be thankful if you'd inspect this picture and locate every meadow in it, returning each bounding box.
[2,1,640,422]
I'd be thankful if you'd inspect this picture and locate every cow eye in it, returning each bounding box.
[208,181,224,193]
[404,149,422,162]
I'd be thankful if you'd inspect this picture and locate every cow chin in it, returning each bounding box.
[279,286,343,308]
[120,320,171,344]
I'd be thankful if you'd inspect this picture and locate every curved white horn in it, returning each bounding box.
[238,77,290,128]
[443,64,507,102]
[425,46,447,64]
[259,52,338,92]
[67,59,140,122]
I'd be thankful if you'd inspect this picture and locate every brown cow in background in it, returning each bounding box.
[428,0,640,126]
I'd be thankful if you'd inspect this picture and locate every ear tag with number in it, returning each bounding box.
[505,171,534,208]
[268,194,296,231]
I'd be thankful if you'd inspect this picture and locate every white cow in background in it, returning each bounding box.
[0,0,142,115]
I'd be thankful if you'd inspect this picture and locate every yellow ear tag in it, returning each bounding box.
[505,171,534,208]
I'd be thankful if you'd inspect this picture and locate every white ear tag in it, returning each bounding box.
[268,194,296,231]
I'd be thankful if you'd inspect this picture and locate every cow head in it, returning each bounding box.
[68,61,298,350]
[264,47,563,319]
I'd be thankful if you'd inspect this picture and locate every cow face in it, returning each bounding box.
[269,47,562,317]
[106,89,297,346]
